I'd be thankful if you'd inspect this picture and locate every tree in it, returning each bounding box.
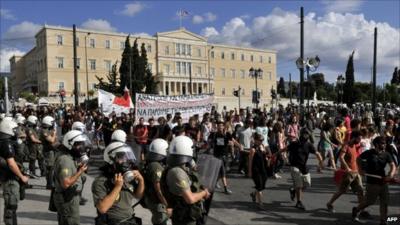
[391,67,399,85]
[344,50,355,106]
[119,35,132,94]
[96,61,120,94]
[130,38,145,98]
[140,43,159,94]
[277,77,285,97]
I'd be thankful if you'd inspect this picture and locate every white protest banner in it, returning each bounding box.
[135,93,214,121]
[98,88,134,117]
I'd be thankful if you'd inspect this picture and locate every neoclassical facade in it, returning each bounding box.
[10,25,277,109]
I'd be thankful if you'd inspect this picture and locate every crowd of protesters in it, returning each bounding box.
[1,102,399,225]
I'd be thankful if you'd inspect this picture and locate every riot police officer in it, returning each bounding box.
[53,130,89,225]
[0,119,30,225]
[15,116,28,164]
[71,121,90,205]
[41,116,58,189]
[143,138,170,225]
[92,141,145,225]
[162,136,211,225]
[26,115,44,176]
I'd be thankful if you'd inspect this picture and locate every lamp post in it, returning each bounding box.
[336,74,345,105]
[84,32,91,110]
[296,56,320,113]
[208,46,214,93]
[249,67,263,109]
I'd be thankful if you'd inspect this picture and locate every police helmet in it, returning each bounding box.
[147,138,168,162]
[167,136,193,167]
[111,129,127,143]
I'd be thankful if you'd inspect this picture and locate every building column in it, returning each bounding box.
[163,81,166,95]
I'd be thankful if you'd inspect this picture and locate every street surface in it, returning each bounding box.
[1,132,399,225]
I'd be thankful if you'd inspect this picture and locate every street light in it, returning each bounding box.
[84,32,91,110]
[208,46,214,93]
[249,67,263,109]
[296,55,320,112]
[336,74,345,105]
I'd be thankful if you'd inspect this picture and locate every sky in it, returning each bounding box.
[1,0,399,85]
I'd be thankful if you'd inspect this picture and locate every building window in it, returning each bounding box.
[148,63,153,72]
[240,70,245,79]
[268,56,272,63]
[77,82,81,92]
[164,64,170,74]
[89,59,96,70]
[176,43,180,55]
[187,45,191,56]
[181,44,186,55]
[198,86,202,94]
[222,88,225,96]
[56,57,64,68]
[231,69,236,78]
[58,82,64,90]
[104,60,111,72]
[182,62,187,75]
[147,44,152,53]
[242,88,245,96]
[57,35,63,45]
[76,58,80,69]
[231,52,235,60]
[241,54,245,61]
[268,72,272,80]
[211,68,215,78]
[221,52,225,59]
[76,37,79,47]
[165,46,169,55]
[90,38,95,48]
[221,68,226,77]
[197,66,202,75]
[105,40,111,49]
[187,62,192,75]
[197,49,201,57]
[176,62,181,74]
[259,55,263,63]
[211,51,214,58]
[120,41,125,50]
[250,55,254,62]
[261,89,263,96]
[91,83,97,90]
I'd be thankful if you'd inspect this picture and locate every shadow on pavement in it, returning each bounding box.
[18,211,95,224]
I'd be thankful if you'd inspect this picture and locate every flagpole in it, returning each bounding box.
[179,9,182,28]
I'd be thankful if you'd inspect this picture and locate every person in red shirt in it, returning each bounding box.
[326,130,364,212]
[133,117,148,162]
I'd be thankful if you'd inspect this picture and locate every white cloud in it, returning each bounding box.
[0,48,25,72]
[117,2,145,17]
[0,9,16,20]
[322,0,363,13]
[200,27,219,37]
[204,12,217,22]
[2,21,42,48]
[192,12,217,24]
[131,32,151,37]
[192,15,204,24]
[204,8,400,83]
[81,19,117,32]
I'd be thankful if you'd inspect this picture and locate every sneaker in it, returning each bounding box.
[289,188,295,201]
[352,207,359,221]
[224,188,233,195]
[359,210,371,218]
[273,174,282,179]
[295,201,306,210]
[215,183,221,189]
[326,203,335,213]
[250,192,256,202]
